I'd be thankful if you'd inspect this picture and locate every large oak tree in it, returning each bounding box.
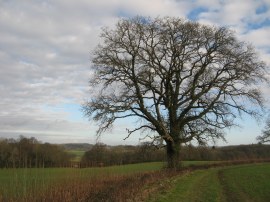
[84,17,267,169]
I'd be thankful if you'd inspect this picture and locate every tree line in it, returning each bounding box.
[0,136,73,168]
[1,136,269,168]
[80,142,165,167]
[81,143,270,167]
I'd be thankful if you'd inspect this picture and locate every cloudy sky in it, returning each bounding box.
[0,0,270,145]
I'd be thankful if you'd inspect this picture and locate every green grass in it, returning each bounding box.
[181,160,221,167]
[0,161,220,200]
[2,162,266,201]
[0,168,78,199]
[150,168,226,202]
[219,164,270,202]
[149,163,270,202]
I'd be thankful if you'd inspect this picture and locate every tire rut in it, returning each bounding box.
[217,169,250,202]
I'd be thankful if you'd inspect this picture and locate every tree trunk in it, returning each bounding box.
[166,141,181,169]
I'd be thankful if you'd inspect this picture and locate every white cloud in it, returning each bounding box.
[241,27,270,49]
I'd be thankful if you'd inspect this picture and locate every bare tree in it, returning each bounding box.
[84,16,267,169]
[257,117,270,143]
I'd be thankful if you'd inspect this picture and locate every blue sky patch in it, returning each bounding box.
[256,4,268,14]
[116,9,133,18]
[247,18,270,30]
[62,103,85,122]
[187,7,208,20]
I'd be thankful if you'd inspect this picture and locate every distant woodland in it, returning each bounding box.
[0,136,72,168]
[80,142,270,167]
[1,136,270,168]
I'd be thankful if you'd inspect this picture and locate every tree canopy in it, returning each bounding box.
[84,16,267,168]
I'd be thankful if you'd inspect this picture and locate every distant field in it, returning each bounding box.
[66,149,85,162]
[150,163,270,202]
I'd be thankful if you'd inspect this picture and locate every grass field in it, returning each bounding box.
[1,161,269,201]
[149,163,270,202]
[0,162,165,201]
[0,161,214,201]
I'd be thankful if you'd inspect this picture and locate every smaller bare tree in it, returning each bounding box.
[257,117,270,143]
